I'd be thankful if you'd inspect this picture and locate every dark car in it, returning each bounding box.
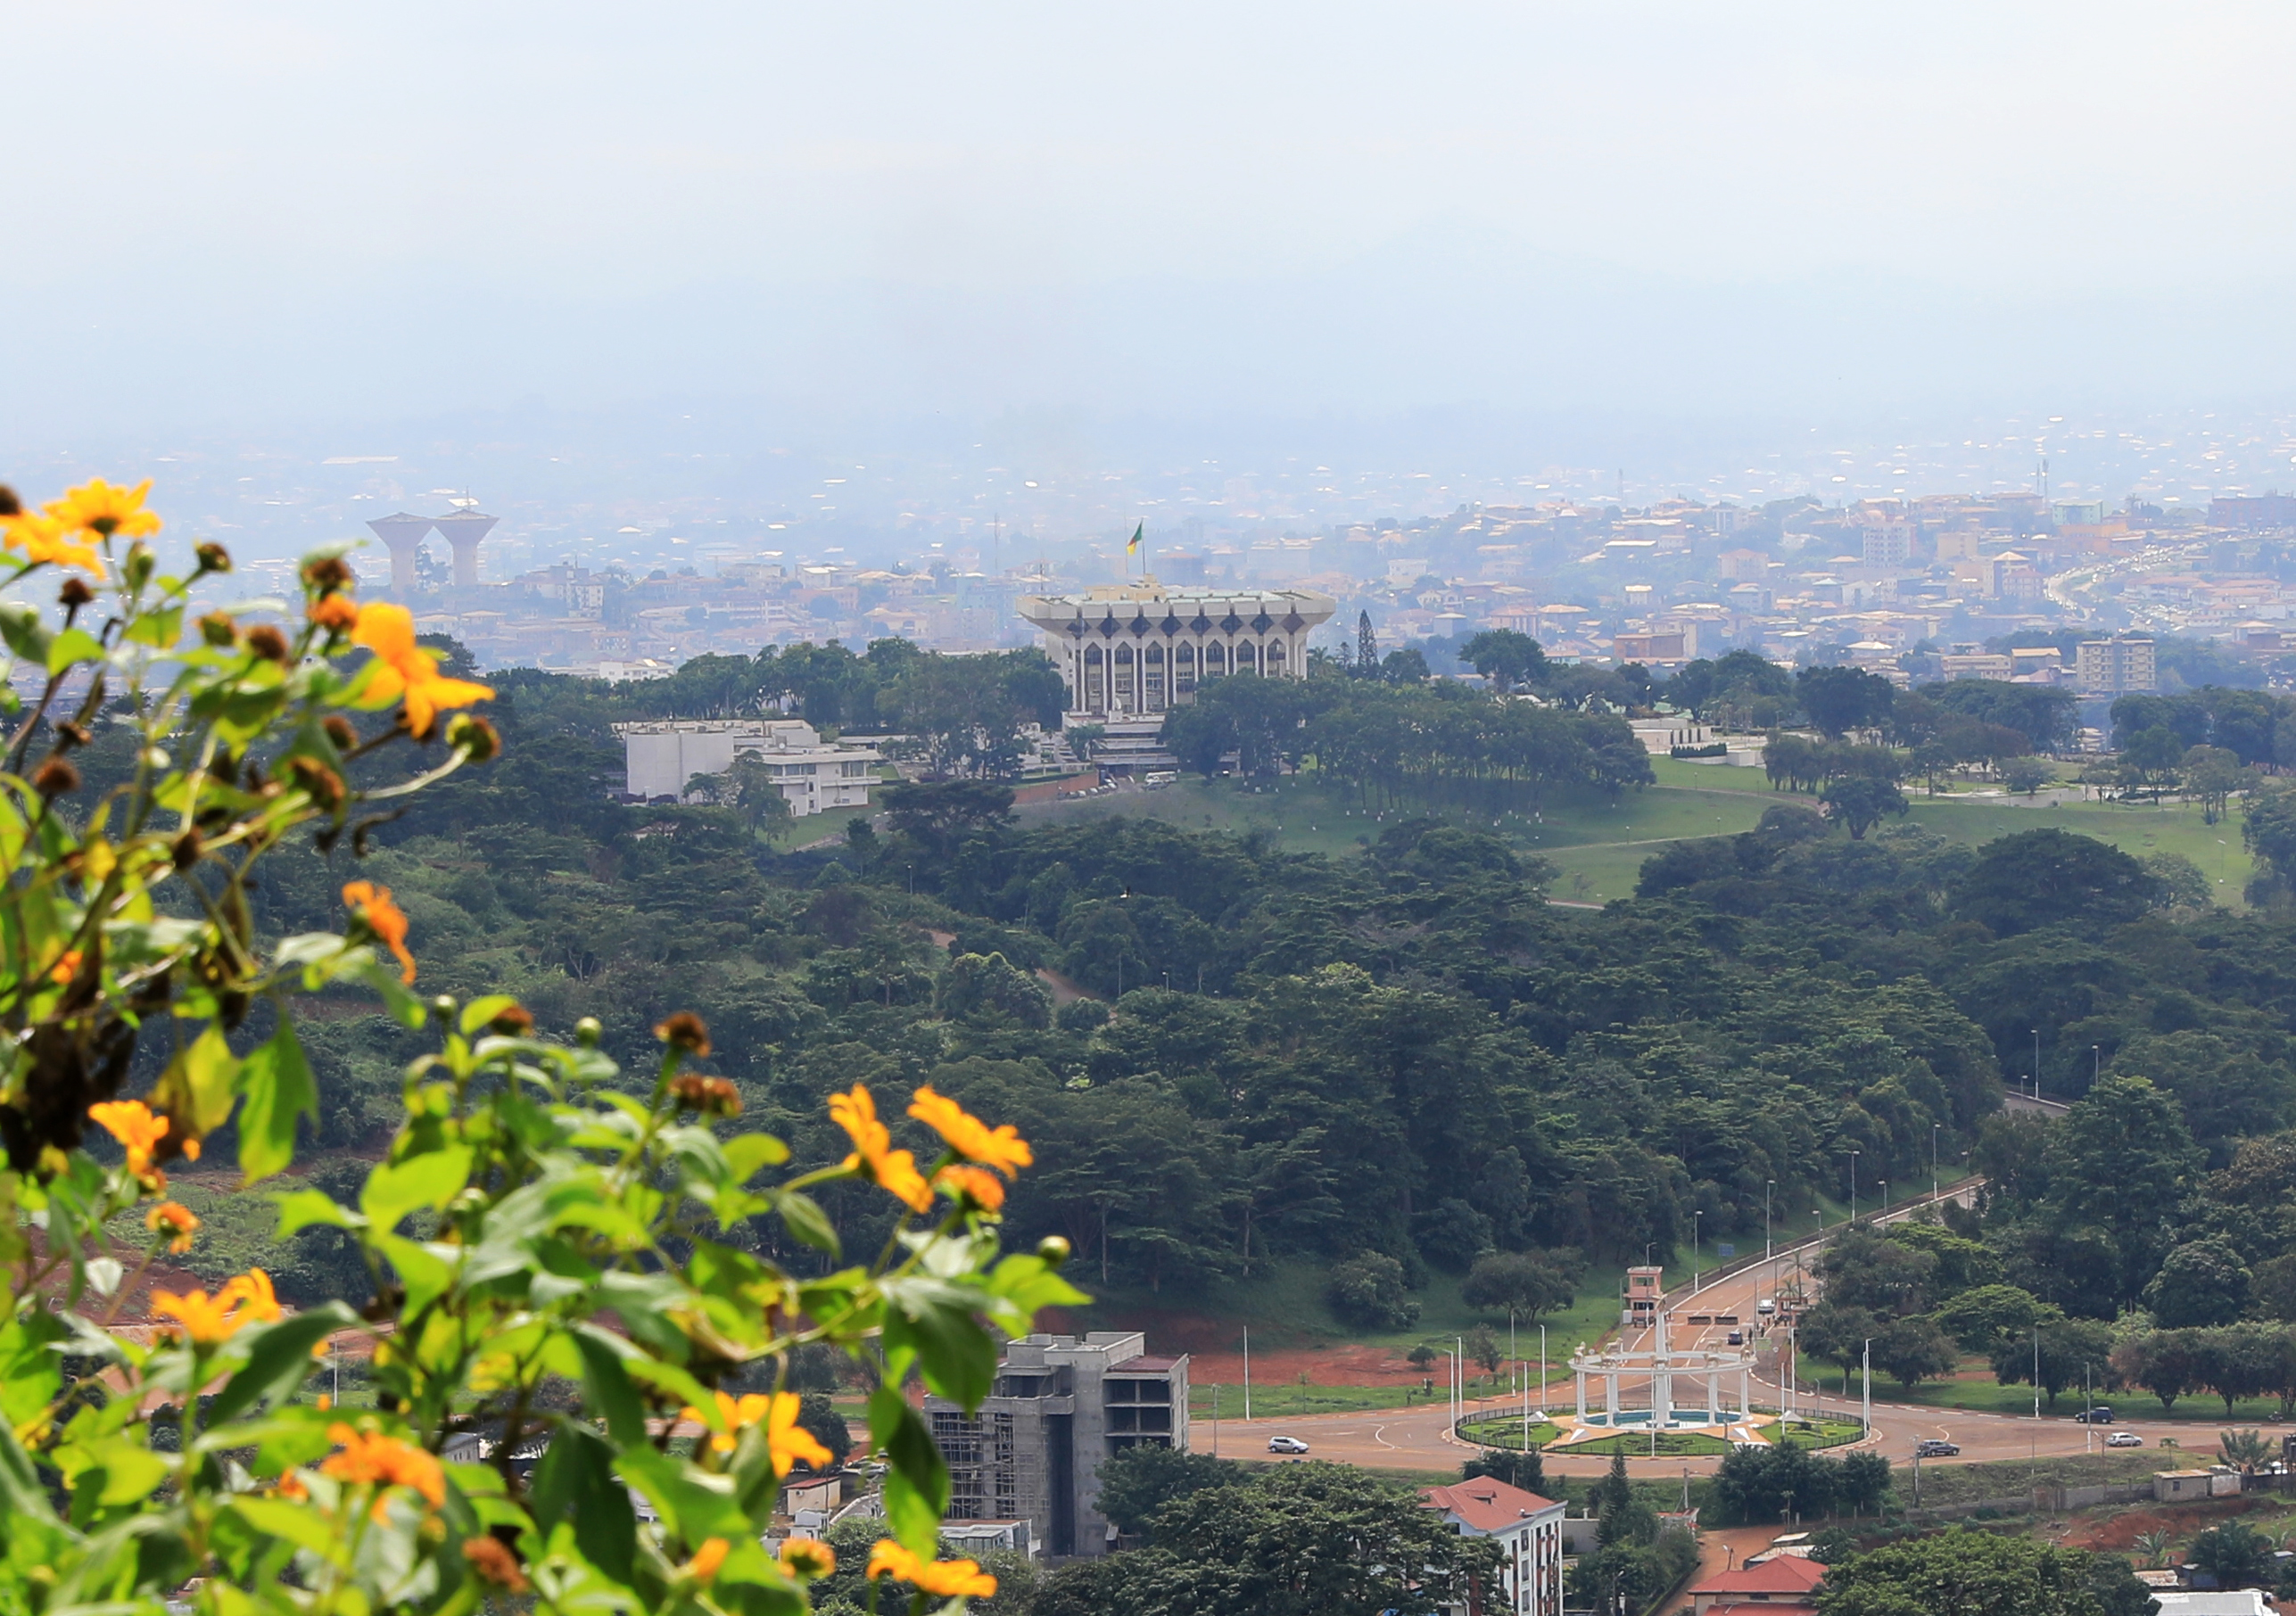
[1914,1439,1960,1457]
[2073,1406,2116,1424]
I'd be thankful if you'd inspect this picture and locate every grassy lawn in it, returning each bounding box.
[1904,1450,2167,1507]
[1557,1429,1741,1457]
[1191,1381,1429,1420]
[1794,1353,2286,1429]
[1458,1416,1565,1450]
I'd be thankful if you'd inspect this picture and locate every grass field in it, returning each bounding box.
[1022,765,2255,908]
[1800,1355,2293,1427]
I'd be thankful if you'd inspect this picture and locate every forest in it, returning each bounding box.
[64,647,2296,1360]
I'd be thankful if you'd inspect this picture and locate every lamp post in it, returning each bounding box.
[1848,1150,1860,1224]
[1693,1211,1703,1291]
[1932,1125,1941,1203]
[1765,1179,1775,1308]
[2093,1044,2102,1086]
[2032,1027,2042,1100]
[1878,1180,1887,1219]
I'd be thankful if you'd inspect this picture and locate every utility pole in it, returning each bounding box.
[2033,1027,2042,1100]
[1849,1150,1859,1224]
[1539,1324,1547,1418]
[1932,1126,1940,1203]
[1862,1339,1871,1437]
[2033,1326,2041,1421]
[1243,1327,1251,1422]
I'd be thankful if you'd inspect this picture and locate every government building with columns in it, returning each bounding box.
[1015,581,1338,719]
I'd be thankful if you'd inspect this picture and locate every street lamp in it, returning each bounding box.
[2093,1044,2102,1086]
[1692,1211,1702,1290]
[1847,1150,1860,1224]
[2032,1027,2042,1100]
[1932,1125,1941,1203]
[1878,1179,1887,1217]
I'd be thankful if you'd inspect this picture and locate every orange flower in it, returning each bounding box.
[145,1200,200,1253]
[321,1422,446,1513]
[685,1538,730,1583]
[48,949,82,986]
[351,603,492,739]
[46,478,161,540]
[779,1538,836,1580]
[933,1163,1006,1212]
[342,880,416,984]
[864,1538,997,1599]
[152,1266,281,1344]
[829,1084,933,1214]
[309,594,359,633]
[0,510,105,575]
[908,1085,1034,1177]
[277,1470,309,1501]
[88,1100,169,1176]
[463,1535,529,1593]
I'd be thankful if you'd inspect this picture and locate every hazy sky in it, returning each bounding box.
[11,3,2296,446]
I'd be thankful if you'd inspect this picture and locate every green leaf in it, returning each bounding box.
[569,1329,648,1449]
[357,953,429,1028]
[361,1144,473,1229]
[202,1304,356,1426]
[0,604,52,668]
[880,1275,998,1413]
[227,1496,343,1562]
[0,1301,69,1428]
[274,1186,363,1238]
[530,1423,634,1584]
[772,1190,841,1257]
[148,1022,240,1146]
[123,605,183,650]
[722,1133,791,1180]
[458,994,520,1035]
[44,627,103,676]
[235,1019,318,1183]
[615,1445,750,1544]
[868,1384,948,1554]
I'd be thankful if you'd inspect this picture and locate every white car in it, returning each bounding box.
[2106,1430,2143,1447]
[1268,1436,1309,1455]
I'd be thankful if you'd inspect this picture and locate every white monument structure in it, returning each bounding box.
[1014,580,1337,720]
[1570,1308,1756,1430]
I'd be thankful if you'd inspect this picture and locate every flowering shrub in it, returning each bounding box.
[0,481,1077,1614]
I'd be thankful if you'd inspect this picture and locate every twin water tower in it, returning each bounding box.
[363,501,498,595]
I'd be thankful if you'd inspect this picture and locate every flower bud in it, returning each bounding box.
[285,755,346,812]
[197,612,238,647]
[574,1016,603,1048]
[301,555,354,594]
[1037,1235,1072,1266]
[124,543,156,591]
[490,1004,534,1035]
[445,713,500,763]
[655,1011,712,1056]
[323,715,359,752]
[30,756,78,799]
[0,487,18,518]
[244,624,290,663]
[56,578,94,611]
[194,541,232,574]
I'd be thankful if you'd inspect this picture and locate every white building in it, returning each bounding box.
[1419,1477,1566,1616]
[614,718,880,814]
[1015,581,1335,719]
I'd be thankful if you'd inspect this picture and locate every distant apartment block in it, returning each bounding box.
[2077,638,2157,696]
[613,718,880,812]
[924,1332,1189,1559]
[1612,631,1686,664]
[2211,493,2296,530]
[1420,1477,1566,1616]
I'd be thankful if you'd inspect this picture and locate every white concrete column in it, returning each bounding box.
[1708,1373,1720,1423]
[1574,1367,1586,1422]
[1605,1373,1618,1422]
[1654,1366,1669,1429]
[1741,1366,1753,1419]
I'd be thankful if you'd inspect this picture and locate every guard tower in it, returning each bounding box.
[366,513,437,596]
[433,507,498,589]
[1622,1266,1664,1328]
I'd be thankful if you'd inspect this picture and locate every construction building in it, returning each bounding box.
[923,1332,1189,1559]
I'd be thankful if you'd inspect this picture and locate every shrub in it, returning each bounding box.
[1328,1252,1421,1329]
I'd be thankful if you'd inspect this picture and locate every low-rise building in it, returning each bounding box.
[614,718,880,814]
[1681,1552,1826,1614]
[1419,1477,1566,1616]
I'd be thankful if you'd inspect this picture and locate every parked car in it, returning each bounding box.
[2074,1406,2116,1424]
[1727,1331,1745,1346]
[1268,1436,1309,1455]
[2107,1431,2143,1447]
[1914,1439,1960,1457]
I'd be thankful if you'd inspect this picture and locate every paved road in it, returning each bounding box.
[1220,1189,2207,1478]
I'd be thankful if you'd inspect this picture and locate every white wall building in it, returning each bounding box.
[1419,1477,1566,1616]
[614,718,880,814]
[1015,581,1336,719]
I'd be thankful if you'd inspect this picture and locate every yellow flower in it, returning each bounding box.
[321,1422,446,1515]
[686,1538,730,1583]
[865,1538,997,1598]
[342,879,416,985]
[351,603,493,739]
[46,478,161,540]
[145,1200,200,1253]
[223,1266,283,1323]
[0,510,105,576]
[88,1100,169,1177]
[909,1085,1034,1177]
[779,1538,836,1580]
[829,1084,934,1214]
[683,1389,771,1455]
[765,1390,834,1477]
[933,1163,1006,1212]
